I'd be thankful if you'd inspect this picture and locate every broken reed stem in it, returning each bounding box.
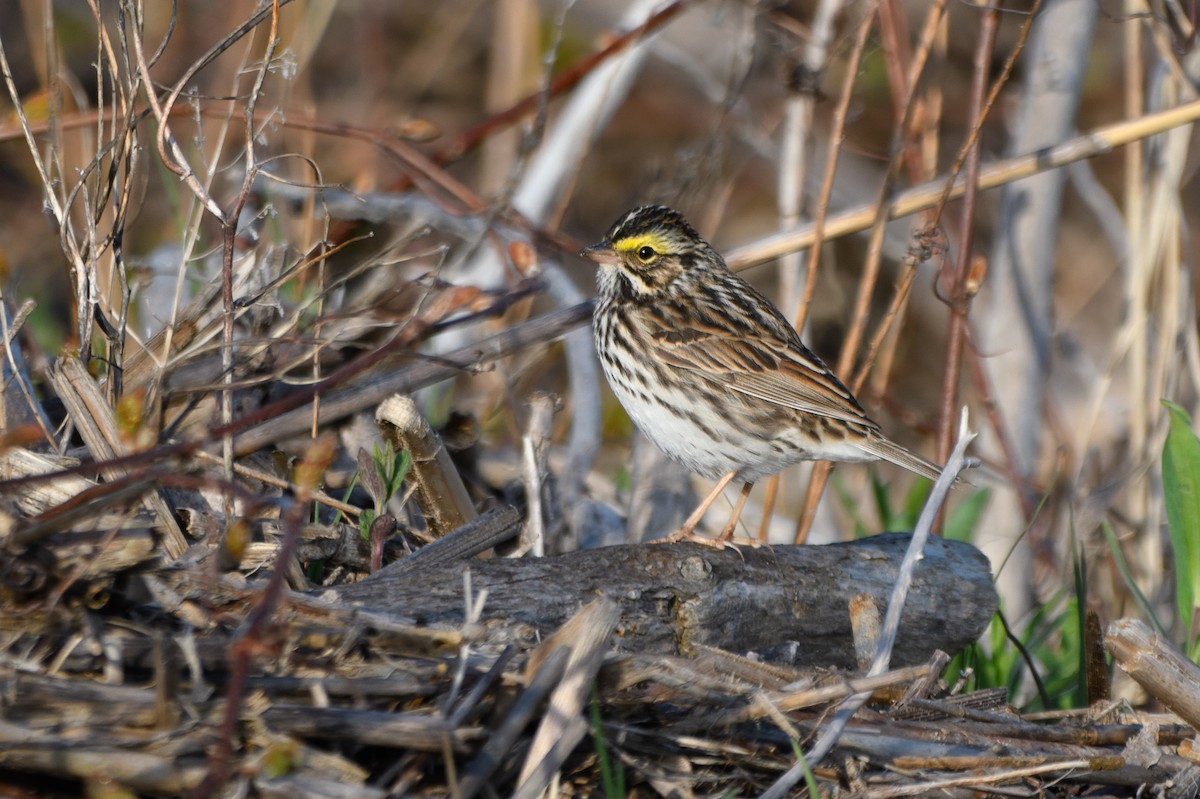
[376,395,477,538]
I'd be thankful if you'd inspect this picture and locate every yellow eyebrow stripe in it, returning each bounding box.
[613,232,671,254]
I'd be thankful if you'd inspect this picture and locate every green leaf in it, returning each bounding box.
[359,508,376,540]
[370,443,413,507]
[388,448,413,498]
[1161,400,1200,653]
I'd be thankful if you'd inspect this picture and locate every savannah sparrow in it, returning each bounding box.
[582,205,942,541]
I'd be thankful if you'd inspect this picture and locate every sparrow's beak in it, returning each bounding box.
[580,241,620,266]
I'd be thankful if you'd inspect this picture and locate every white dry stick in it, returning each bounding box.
[760,408,976,799]
[518,393,559,556]
[510,0,663,224]
[444,569,488,717]
[778,0,844,322]
[513,598,620,797]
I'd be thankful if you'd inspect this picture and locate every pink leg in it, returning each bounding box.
[718,481,755,541]
[669,471,738,541]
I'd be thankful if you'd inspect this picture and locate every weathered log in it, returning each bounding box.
[335,532,997,668]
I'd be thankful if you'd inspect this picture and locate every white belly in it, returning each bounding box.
[600,355,877,481]
[603,362,778,480]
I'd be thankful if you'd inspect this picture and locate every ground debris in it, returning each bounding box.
[0,493,1192,797]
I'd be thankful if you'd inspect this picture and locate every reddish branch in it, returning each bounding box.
[435,0,691,164]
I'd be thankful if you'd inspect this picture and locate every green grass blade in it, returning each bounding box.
[788,738,821,798]
[1100,520,1167,635]
[590,685,623,798]
[1161,400,1200,654]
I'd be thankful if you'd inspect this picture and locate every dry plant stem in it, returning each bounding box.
[763,411,975,799]
[976,0,1095,599]
[509,0,665,228]
[964,332,1036,517]
[1105,618,1200,730]
[798,4,875,363]
[0,294,581,497]
[876,0,913,117]
[0,449,93,523]
[375,396,477,538]
[456,647,570,799]
[220,3,279,518]
[862,759,1093,799]
[1124,0,1144,310]
[0,299,54,445]
[193,450,359,517]
[847,0,950,394]
[716,664,933,725]
[793,463,832,544]
[250,109,487,212]
[478,0,537,195]
[124,2,223,222]
[1101,31,1198,570]
[867,6,950,396]
[756,475,779,544]
[842,0,943,373]
[787,8,876,544]
[870,410,975,676]
[898,650,951,704]
[0,35,93,350]
[934,7,999,466]
[0,100,488,220]
[794,0,949,543]
[723,94,1200,272]
[0,744,205,795]
[48,358,188,559]
[260,706,480,752]
[83,0,143,392]
[219,282,549,452]
[9,475,155,550]
[852,257,920,391]
[7,77,1200,274]
[11,466,261,553]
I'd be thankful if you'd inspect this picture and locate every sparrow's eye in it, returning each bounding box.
[637,246,656,262]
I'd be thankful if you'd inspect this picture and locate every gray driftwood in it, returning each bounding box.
[335,532,997,668]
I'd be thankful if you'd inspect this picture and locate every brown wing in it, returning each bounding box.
[656,329,944,479]
[623,284,946,479]
[635,308,880,431]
